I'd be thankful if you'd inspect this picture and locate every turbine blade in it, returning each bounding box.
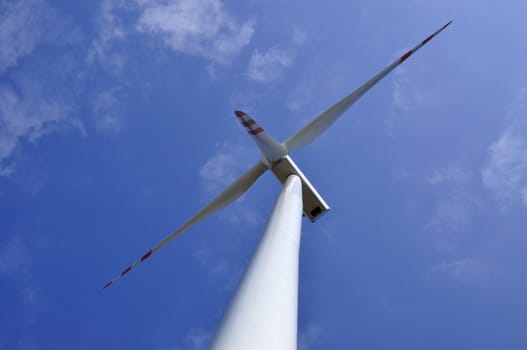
[283,20,453,152]
[234,110,287,162]
[103,161,267,289]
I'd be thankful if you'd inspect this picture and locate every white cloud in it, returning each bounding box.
[0,0,51,73]
[0,78,79,175]
[0,0,82,176]
[0,0,78,73]
[136,0,255,64]
[482,87,527,209]
[199,142,246,195]
[86,1,135,132]
[247,47,293,83]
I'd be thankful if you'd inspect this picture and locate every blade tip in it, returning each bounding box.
[103,281,112,289]
[234,110,246,117]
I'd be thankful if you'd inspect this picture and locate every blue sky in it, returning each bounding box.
[1,0,527,349]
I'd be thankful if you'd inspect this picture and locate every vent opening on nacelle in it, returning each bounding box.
[310,207,322,217]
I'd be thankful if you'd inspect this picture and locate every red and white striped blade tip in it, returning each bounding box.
[103,249,153,289]
[234,110,245,117]
[399,20,453,63]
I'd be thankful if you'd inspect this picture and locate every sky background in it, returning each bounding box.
[1,0,527,349]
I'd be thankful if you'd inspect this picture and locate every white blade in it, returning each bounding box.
[103,161,267,289]
[283,20,452,152]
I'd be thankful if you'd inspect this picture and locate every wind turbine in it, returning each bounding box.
[104,21,452,349]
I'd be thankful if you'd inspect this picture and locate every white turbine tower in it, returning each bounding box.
[104,21,452,349]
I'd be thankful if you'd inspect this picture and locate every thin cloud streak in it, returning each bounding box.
[428,258,501,286]
[427,167,470,186]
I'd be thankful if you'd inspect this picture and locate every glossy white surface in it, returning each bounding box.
[211,175,303,350]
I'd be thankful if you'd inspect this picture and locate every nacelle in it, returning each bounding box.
[271,155,330,222]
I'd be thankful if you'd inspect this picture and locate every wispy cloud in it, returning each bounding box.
[390,68,429,112]
[482,87,527,210]
[291,28,308,45]
[136,0,255,64]
[199,142,262,227]
[0,0,79,72]
[286,78,317,114]
[193,243,244,292]
[16,335,41,350]
[0,0,53,73]
[0,78,79,176]
[158,328,211,350]
[0,237,44,350]
[247,47,293,83]
[92,87,124,132]
[184,329,211,350]
[427,167,470,186]
[422,166,479,254]
[425,191,476,254]
[199,142,248,195]
[386,66,439,135]
[1,0,256,177]
[421,166,504,289]
[0,0,82,176]
[0,237,31,276]
[428,258,500,286]
[298,323,322,350]
[87,0,127,71]
[0,236,40,306]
